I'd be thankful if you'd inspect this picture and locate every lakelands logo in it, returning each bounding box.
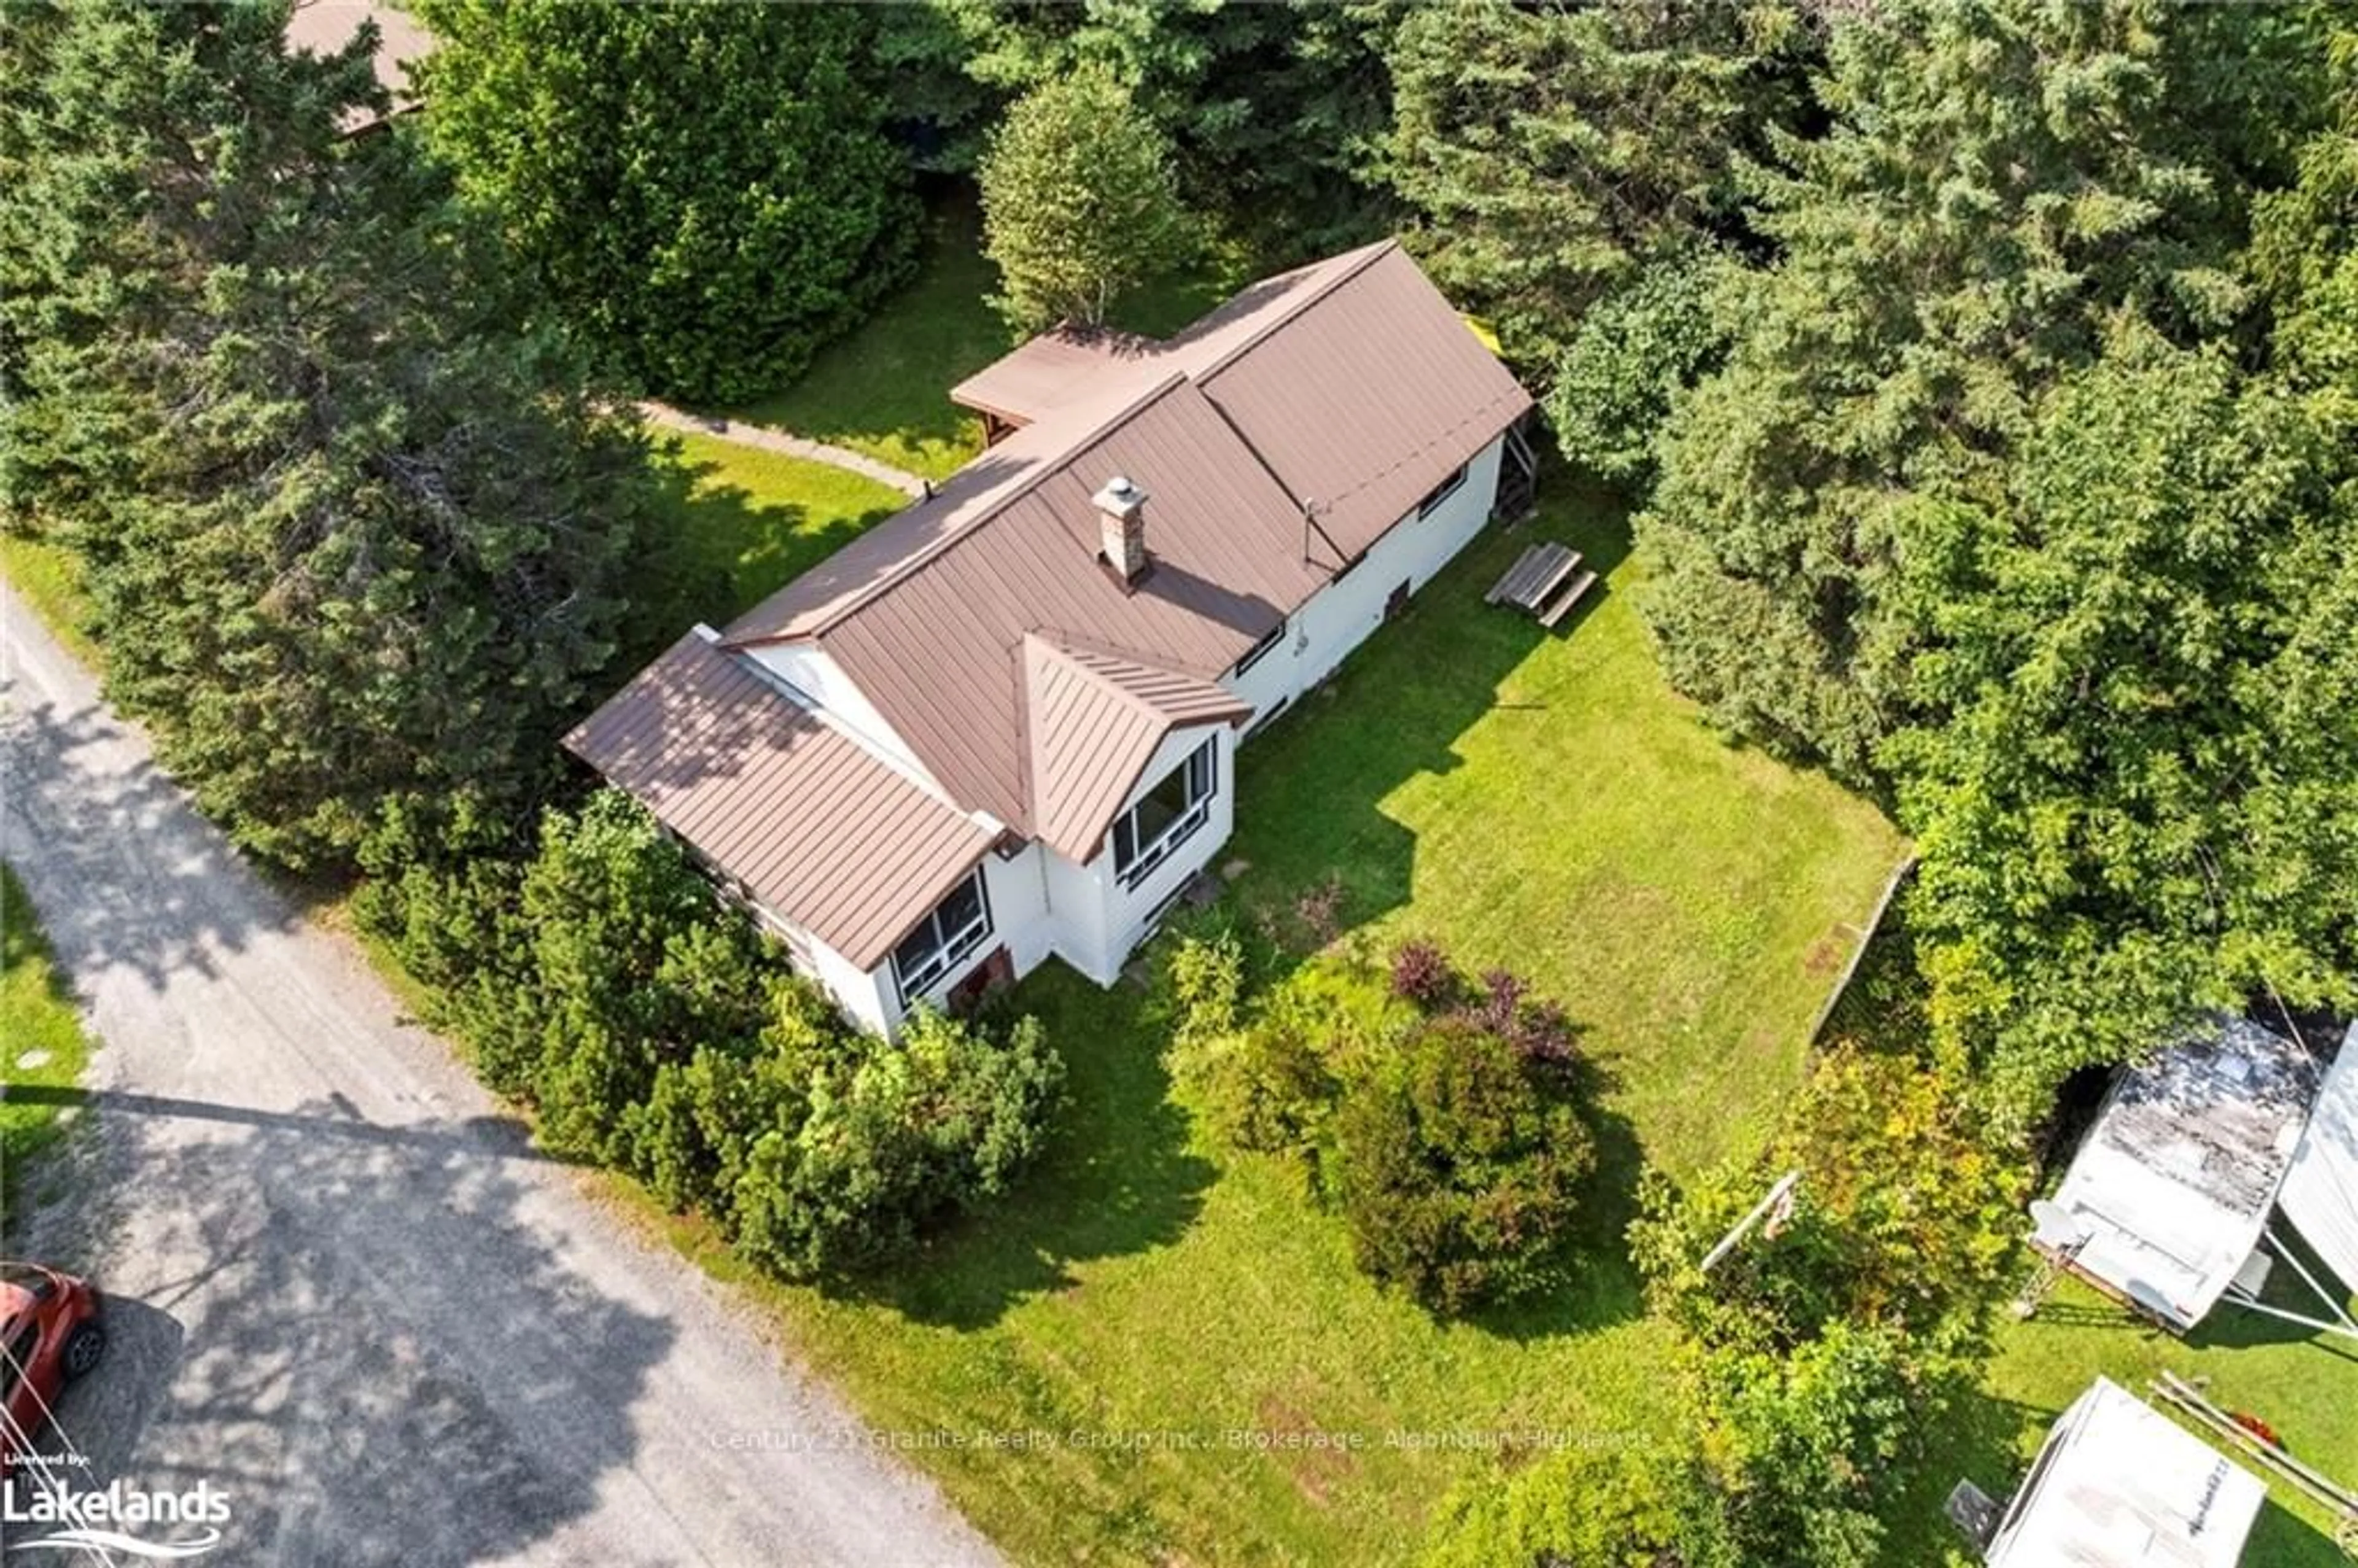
[1,1477,230,1559]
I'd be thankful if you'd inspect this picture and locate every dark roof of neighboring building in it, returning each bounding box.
[563,632,991,971]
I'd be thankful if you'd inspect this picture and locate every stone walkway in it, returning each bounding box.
[637,399,930,499]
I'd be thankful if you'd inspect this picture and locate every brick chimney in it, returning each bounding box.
[1092,475,1151,589]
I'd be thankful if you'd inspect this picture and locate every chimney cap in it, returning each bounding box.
[1092,475,1148,515]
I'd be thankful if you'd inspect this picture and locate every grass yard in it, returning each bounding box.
[726,194,1249,484]
[1,864,95,1202]
[636,430,907,636]
[661,484,1906,1565]
[0,532,101,670]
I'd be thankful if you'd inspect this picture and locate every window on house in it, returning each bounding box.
[891,867,993,1003]
[1415,463,1469,519]
[1113,737,1216,890]
[1232,618,1286,678]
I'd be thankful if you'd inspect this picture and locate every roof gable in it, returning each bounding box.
[1024,635,1251,861]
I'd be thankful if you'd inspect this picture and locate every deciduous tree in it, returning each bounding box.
[979,66,1193,332]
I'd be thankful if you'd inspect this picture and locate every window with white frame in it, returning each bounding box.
[1415,462,1468,519]
[891,867,992,1002]
[1113,736,1216,890]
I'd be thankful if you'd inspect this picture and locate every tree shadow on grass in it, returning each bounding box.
[1881,1375,2053,1564]
[620,442,901,674]
[820,964,1216,1331]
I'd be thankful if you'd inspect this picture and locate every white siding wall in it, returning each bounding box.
[1037,721,1237,984]
[1221,433,1506,724]
[750,904,898,1037]
[744,642,939,786]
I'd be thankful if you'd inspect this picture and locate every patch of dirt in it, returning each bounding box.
[1253,1394,1360,1509]
[1803,933,1848,976]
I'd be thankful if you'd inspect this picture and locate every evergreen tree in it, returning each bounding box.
[1635,0,2252,780]
[1,0,658,870]
[879,0,1400,255]
[412,0,919,404]
[1380,0,1811,371]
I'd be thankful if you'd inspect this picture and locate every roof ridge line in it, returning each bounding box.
[1190,238,1399,384]
[1022,631,1166,724]
[740,369,1196,648]
[1029,626,1229,685]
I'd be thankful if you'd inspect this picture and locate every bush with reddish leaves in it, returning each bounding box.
[1388,937,1461,1009]
[1388,941,1584,1068]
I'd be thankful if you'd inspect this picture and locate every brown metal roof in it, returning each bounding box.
[728,373,1333,827]
[286,1,430,118]
[575,243,1531,939]
[564,632,990,971]
[1182,244,1535,558]
[1024,635,1251,861]
[949,325,1159,427]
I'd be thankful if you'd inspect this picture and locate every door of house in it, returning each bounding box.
[1384,580,1413,621]
[946,946,1014,1015]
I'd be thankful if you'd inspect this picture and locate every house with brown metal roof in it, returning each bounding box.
[569,239,1536,1035]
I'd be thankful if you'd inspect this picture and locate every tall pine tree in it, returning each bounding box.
[2,0,658,870]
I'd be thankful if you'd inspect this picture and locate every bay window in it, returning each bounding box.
[1113,737,1216,890]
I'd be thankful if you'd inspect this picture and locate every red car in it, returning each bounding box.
[0,1261,104,1465]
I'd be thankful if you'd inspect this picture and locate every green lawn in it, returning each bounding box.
[726,195,1250,484]
[0,533,101,670]
[636,430,908,635]
[660,486,1905,1565]
[1,863,95,1192]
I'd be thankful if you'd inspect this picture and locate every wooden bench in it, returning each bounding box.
[1488,541,1600,629]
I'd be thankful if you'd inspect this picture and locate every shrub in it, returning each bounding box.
[1423,1436,1729,1568]
[361,786,1065,1281]
[1703,1322,1926,1568]
[1463,968,1579,1065]
[1165,946,1349,1165]
[1161,929,1246,1050]
[1388,937,1460,1009]
[727,1006,1065,1279]
[1627,1047,2030,1357]
[1329,1015,1597,1313]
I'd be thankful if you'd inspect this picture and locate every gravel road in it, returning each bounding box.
[0,580,1000,1567]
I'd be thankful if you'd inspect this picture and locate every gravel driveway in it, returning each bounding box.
[0,580,1000,1567]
